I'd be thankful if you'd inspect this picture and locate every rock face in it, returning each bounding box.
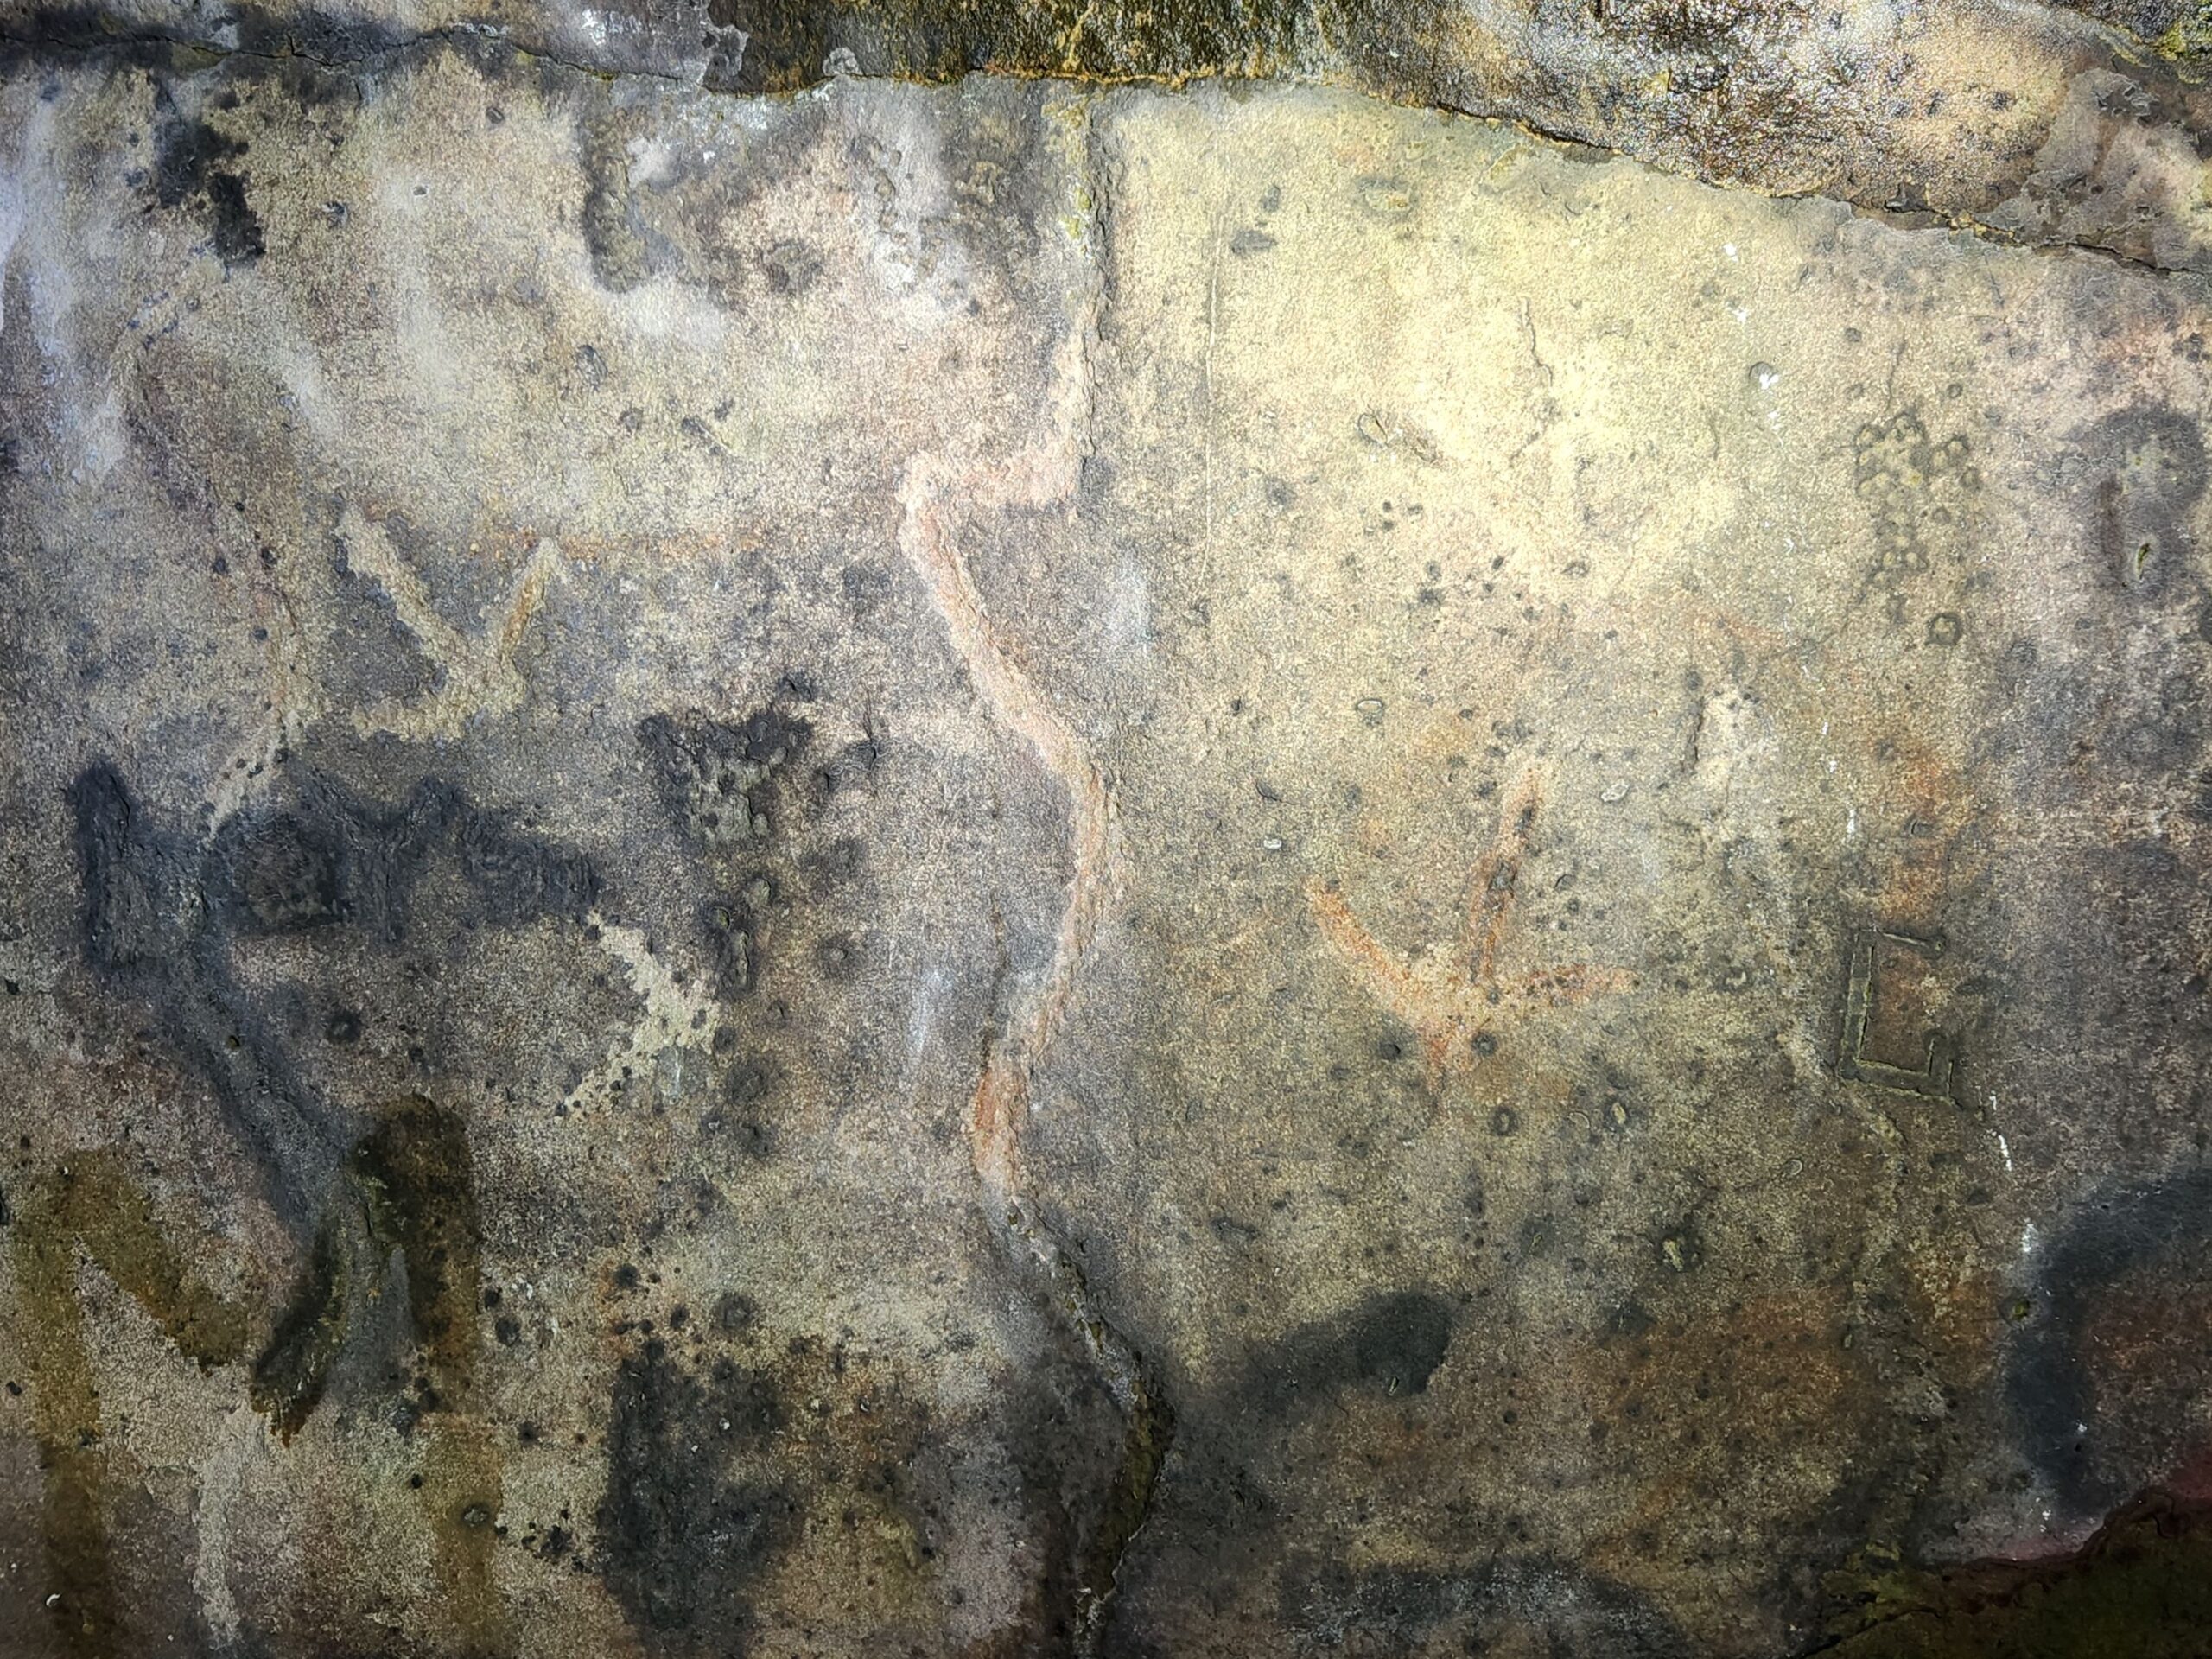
[3,9,2212,1657]
[18,0,2212,270]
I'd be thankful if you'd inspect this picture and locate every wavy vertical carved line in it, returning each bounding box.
[894,98,1168,1656]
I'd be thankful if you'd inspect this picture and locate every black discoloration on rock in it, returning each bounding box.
[698,896,757,995]
[210,774,598,944]
[2084,405,2207,597]
[152,106,264,265]
[453,804,603,925]
[597,1336,795,1646]
[226,810,346,931]
[70,761,181,974]
[702,1054,780,1158]
[580,111,648,291]
[68,762,597,1233]
[247,1207,352,1437]
[2007,1167,2212,1516]
[252,1094,493,1446]
[353,1096,485,1395]
[70,762,343,1227]
[639,707,810,854]
[226,1,419,62]
[1240,1288,1454,1408]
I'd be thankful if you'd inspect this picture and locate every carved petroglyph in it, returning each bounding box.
[894,105,1111,1211]
[1852,410,1979,577]
[1308,763,1638,1079]
[335,505,560,745]
[1837,927,1958,1103]
[210,505,562,821]
[893,98,1166,1654]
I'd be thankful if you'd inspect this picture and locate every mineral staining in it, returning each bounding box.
[3,10,2212,1658]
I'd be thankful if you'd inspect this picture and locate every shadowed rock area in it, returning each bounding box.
[12,0,2212,270]
[3,4,2212,1656]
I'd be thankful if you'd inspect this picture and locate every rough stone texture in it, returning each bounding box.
[4,10,2212,1659]
[13,0,2212,271]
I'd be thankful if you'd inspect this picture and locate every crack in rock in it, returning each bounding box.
[10,0,2212,276]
